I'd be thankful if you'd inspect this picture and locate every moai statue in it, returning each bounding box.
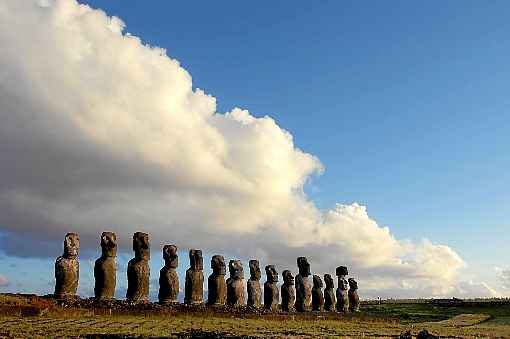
[295,257,312,312]
[263,265,279,310]
[247,259,262,308]
[336,266,349,312]
[126,232,150,302]
[158,244,179,304]
[312,275,324,312]
[281,270,295,312]
[54,232,80,299]
[323,274,336,311]
[348,278,360,312]
[207,255,227,305]
[94,232,117,300]
[185,249,204,304]
[227,260,245,306]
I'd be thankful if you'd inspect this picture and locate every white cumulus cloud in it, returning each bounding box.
[0,0,472,297]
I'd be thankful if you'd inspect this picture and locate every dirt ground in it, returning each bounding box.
[1,294,510,338]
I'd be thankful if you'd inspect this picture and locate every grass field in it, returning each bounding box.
[1,294,510,338]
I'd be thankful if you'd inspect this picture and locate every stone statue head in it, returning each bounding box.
[282,270,294,286]
[63,232,79,259]
[100,232,117,257]
[265,265,278,283]
[133,232,150,260]
[339,277,349,290]
[189,249,203,270]
[249,259,261,280]
[348,278,358,290]
[336,266,348,277]
[229,260,244,280]
[324,274,334,289]
[297,256,311,277]
[163,244,178,268]
[211,255,226,275]
[313,275,323,289]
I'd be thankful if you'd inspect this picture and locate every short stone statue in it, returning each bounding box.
[94,232,117,300]
[312,274,324,312]
[281,270,295,312]
[336,266,349,312]
[295,256,312,312]
[126,232,150,302]
[263,265,279,310]
[54,232,80,299]
[348,278,360,312]
[247,259,262,308]
[207,255,227,305]
[158,244,179,304]
[323,274,336,311]
[185,249,204,304]
[227,260,245,306]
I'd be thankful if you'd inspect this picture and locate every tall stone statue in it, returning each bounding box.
[263,265,279,310]
[207,255,227,305]
[126,232,150,303]
[348,278,360,312]
[227,260,245,306]
[323,274,336,311]
[312,275,324,312]
[336,266,349,312]
[54,232,80,299]
[158,244,179,304]
[247,259,262,308]
[185,249,204,304]
[281,270,295,312]
[295,256,312,312]
[94,232,117,300]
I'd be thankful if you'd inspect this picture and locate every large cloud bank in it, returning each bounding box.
[0,0,469,297]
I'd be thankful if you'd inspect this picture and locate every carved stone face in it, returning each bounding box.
[313,275,323,288]
[336,266,348,277]
[282,270,294,286]
[63,233,79,259]
[133,232,150,260]
[249,260,261,280]
[189,249,203,270]
[348,278,358,290]
[100,232,117,257]
[265,265,278,283]
[211,255,226,275]
[297,257,311,277]
[163,244,178,268]
[324,274,334,289]
[229,260,244,280]
[339,277,349,290]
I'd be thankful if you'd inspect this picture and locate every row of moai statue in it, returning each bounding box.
[54,232,360,312]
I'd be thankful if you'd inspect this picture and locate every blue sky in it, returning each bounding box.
[0,0,509,298]
[76,0,510,267]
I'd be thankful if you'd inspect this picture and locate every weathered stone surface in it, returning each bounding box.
[227,260,245,306]
[126,232,150,303]
[185,249,204,304]
[348,278,360,312]
[312,275,324,312]
[336,266,349,313]
[207,255,226,305]
[94,232,117,300]
[247,259,262,308]
[417,329,438,339]
[158,244,179,304]
[323,274,336,312]
[54,233,80,299]
[281,270,295,312]
[295,256,312,312]
[263,265,279,310]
